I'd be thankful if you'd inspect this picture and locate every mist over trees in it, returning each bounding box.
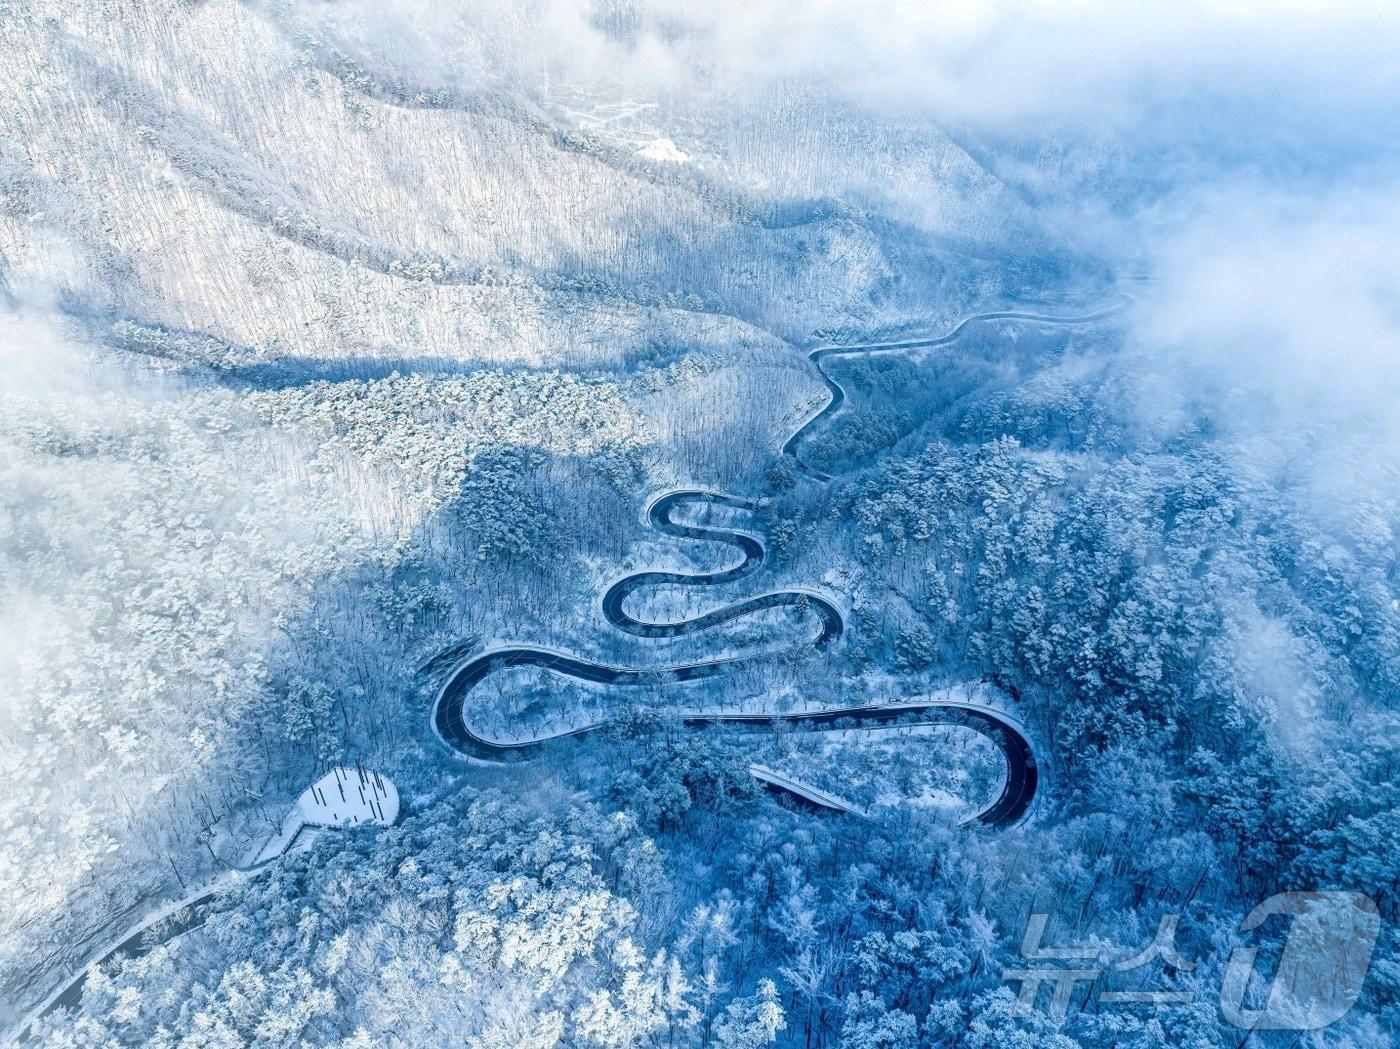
[3,1,1398,1047]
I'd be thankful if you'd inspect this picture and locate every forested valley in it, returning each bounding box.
[2,2,1397,1047]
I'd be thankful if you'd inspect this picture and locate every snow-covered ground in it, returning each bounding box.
[9,3,1395,1047]
[251,767,399,865]
[636,138,690,164]
[298,766,399,828]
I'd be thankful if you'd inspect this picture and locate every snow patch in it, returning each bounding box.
[635,137,689,164]
[296,766,400,829]
[250,767,399,865]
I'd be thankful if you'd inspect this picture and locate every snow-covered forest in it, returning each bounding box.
[2,1,1397,1046]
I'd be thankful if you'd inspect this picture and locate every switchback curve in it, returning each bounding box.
[601,491,842,644]
[432,491,1036,828]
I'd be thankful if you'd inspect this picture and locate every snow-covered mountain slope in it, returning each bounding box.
[6,2,1400,1046]
[0,1,1086,373]
[0,2,1106,1026]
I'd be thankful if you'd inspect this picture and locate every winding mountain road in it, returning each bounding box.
[783,299,1132,479]
[434,298,1130,824]
[434,488,1041,826]
[434,491,847,760]
[601,491,842,644]
[19,300,1122,1041]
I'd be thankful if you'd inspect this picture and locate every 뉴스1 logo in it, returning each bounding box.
[1003,890,1380,1032]
[1220,891,1380,1031]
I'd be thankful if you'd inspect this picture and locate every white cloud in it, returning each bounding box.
[1117,182,1400,526]
[290,0,1400,136]
[1141,188,1400,413]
